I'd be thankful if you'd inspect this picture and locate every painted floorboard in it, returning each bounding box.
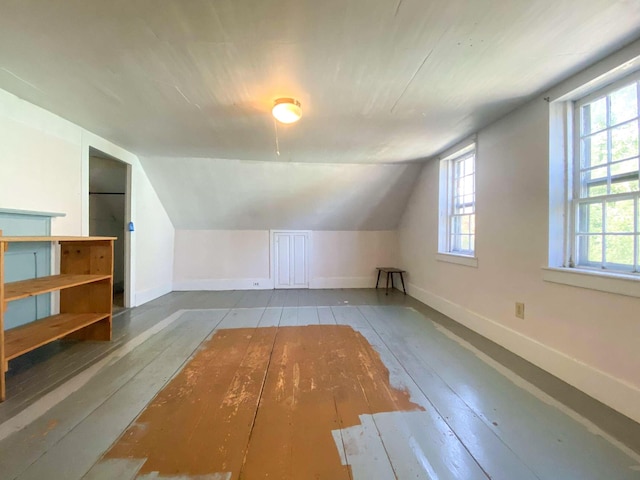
[296,306,319,325]
[13,314,223,480]
[82,458,145,480]
[102,327,277,479]
[317,306,337,325]
[235,290,273,309]
[334,413,397,480]
[361,305,640,479]
[327,312,493,479]
[357,305,540,480]
[278,306,298,326]
[216,308,264,329]
[0,294,638,480]
[0,311,230,473]
[267,290,288,307]
[0,318,185,480]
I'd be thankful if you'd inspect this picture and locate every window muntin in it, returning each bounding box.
[574,78,640,273]
[446,151,476,255]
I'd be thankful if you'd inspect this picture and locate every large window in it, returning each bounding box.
[572,76,640,273]
[439,146,476,257]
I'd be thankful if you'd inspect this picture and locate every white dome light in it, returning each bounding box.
[272,98,302,124]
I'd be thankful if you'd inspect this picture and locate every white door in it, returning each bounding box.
[273,231,309,289]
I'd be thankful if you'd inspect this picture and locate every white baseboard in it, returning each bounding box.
[173,276,379,291]
[407,282,640,424]
[135,284,172,307]
[173,278,274,291]
[310,276,376,289]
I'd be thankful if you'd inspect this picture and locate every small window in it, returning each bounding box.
[439,145,476,256]
[572,77,640,273]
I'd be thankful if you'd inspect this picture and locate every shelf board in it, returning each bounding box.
[5,313,111,360]
[4,274,111,302]
[0,236,115,243]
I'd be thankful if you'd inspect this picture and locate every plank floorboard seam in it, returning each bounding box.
[6,322,190,479]
[363,305,536,478]
[3,298,639,478]
[15,318,225,479]
[427,315,640,467]
[76,310,232,479]
[331,395,354,480]
[0,309,228,442]
[357,306,500,480]
[352,374,399,480]
[237,325,283,478]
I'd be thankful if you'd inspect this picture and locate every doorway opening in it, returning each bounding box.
[89,148,130,312]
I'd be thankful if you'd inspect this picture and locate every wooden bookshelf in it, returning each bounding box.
[5,274,111,302]
[5,312,111,361]
[0,232,116,401]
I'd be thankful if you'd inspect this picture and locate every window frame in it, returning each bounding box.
[568,71,640,275]
[438,143,477,262]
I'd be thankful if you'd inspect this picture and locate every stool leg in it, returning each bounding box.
[391,273,395,289]
[400,272,407,295]
[385,272,390,295]
[375,270,381,289]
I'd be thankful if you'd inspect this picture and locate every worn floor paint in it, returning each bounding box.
[102,325,422,479]
[333,411,487,479]
[2,293,640,480]
[0,309,213,442]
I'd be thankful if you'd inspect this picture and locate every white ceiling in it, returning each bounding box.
[1,1,640,164]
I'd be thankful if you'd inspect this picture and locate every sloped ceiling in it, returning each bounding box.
[0,1,639,164]
[139,157,421,230]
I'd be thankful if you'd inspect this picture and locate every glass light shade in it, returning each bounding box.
[272,98,302,124]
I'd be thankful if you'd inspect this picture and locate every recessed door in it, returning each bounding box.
[274,231,309,289]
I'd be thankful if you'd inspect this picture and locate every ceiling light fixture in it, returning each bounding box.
[272,98,302,124]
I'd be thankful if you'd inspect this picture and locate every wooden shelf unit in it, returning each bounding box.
[0,232,116,401]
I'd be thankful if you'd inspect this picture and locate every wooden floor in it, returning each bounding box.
[0,289,639,479]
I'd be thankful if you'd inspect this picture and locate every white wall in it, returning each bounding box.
[173,230,270,290]
[310,231,398,288]
[0,88,175,306]
[132,168,175,305]
[173,230,398,290]
[398,44,640,423]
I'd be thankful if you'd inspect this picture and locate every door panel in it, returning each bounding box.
[273,232,309,289]
[293,234,307,286]
[276,233,292,288]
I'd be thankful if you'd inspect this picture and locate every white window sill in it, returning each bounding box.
[542,267,640,298]
[436,253,478,268]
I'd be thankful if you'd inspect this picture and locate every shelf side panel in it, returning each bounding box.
[60,281,112,314]
[1,238,6,401]
[60,241,114,276]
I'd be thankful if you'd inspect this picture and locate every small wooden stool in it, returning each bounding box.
[375,267,407,295]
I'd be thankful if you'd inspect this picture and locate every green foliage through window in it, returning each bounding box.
[576,79,640,272]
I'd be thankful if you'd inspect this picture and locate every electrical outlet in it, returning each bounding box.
[253,282,259,287]
[515,302,525,319]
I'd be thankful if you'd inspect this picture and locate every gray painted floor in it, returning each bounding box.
[1,289,639,479]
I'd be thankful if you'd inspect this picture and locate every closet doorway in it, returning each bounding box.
[89,149,130,311]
